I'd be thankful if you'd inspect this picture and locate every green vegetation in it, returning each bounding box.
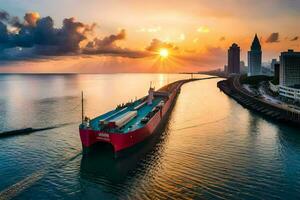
[240,75,273,86]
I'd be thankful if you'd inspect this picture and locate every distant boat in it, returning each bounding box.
[79,80,190,157]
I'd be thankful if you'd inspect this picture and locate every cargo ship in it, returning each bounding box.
[79,80,192,157]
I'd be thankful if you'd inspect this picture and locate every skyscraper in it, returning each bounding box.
[227,43,240,75]
[248,34,262,76]
[274,63,280,84]
[271,59,279,70]
[278,50,300,101]
[279,49,300,87]
[224,65,228,74]
[240,61,247,74]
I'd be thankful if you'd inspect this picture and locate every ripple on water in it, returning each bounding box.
[1,75,300,200]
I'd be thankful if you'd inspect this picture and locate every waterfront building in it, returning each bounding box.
[279,49,300,101]
[227,43,240,75]
[240,61,248,74]
[269,63,280,93]
[271,59,279,70]
[224,65,228,74]
[240,61,245,69]
[279,86,300,101]
[248,34,262,76]
[279,49,300,87]
[274,63,280,84]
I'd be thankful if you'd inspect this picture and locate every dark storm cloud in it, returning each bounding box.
[9,16,23,28]
[265,32,280,43]
[0,11,94,54]
[0,10,147,60]
[0,9,23,28]
[0,21,9,44]
[290,36,299,41]
[33,17,95,54]
[146,38,178,52]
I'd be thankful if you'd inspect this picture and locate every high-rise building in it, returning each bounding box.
[227,43,240,74]
[278,49,300,101]
[271,59,279,70]
[248,34,262,76]
[224,65,228,74]
[280,49,300,87]
[274,63,280,84]
[240,61,248,74]
[240,61,245,69]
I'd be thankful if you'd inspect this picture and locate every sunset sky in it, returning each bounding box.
[0,0,300,73]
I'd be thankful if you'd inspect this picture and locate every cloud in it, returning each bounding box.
[83,29,149,58]
[193,38,199,43]
[0,21,9,44]
[197,26,210,33]
[0,11,94,54]
[24,12,40,26]
[83,47,149,58]
[219,36,226,41]
[146,38,178,52]
[265,32,280,43]
[0,10,148,60]
[88,29,126,48]
[179,33,185,41]
[137,27,161,33]
[177,46,226,68]
[0,10,9,21]
[290,36,299,41]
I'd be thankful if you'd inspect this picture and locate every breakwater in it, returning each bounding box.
[217,76,300,126]
[0,123,75,138]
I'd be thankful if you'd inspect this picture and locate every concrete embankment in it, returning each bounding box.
[217,77,300,126]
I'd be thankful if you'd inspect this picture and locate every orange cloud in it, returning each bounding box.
[197,26,210,33]
[24,12,40,26]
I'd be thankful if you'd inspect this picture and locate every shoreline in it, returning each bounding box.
[217,76,300,126]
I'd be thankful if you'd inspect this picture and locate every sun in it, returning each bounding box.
[159,48,169,58]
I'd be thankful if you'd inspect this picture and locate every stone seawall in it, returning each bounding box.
[217,77,300,126]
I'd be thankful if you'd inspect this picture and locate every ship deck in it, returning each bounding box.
[89,96,164,134]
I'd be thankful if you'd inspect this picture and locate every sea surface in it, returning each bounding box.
[0,73,300,200]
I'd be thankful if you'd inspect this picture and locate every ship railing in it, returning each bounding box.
[154,91,169,97]
[134,101,147,110]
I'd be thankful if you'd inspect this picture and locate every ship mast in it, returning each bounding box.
[81,91,84,124]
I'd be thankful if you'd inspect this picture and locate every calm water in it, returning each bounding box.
[0,74,300,200]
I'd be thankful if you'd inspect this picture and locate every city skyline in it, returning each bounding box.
[1,0,300,73]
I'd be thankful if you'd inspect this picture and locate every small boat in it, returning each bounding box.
[79,80,188,157]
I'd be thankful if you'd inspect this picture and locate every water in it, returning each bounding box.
[0,73,300,200]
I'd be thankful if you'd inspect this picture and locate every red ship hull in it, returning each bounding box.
[79,81,183,155]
